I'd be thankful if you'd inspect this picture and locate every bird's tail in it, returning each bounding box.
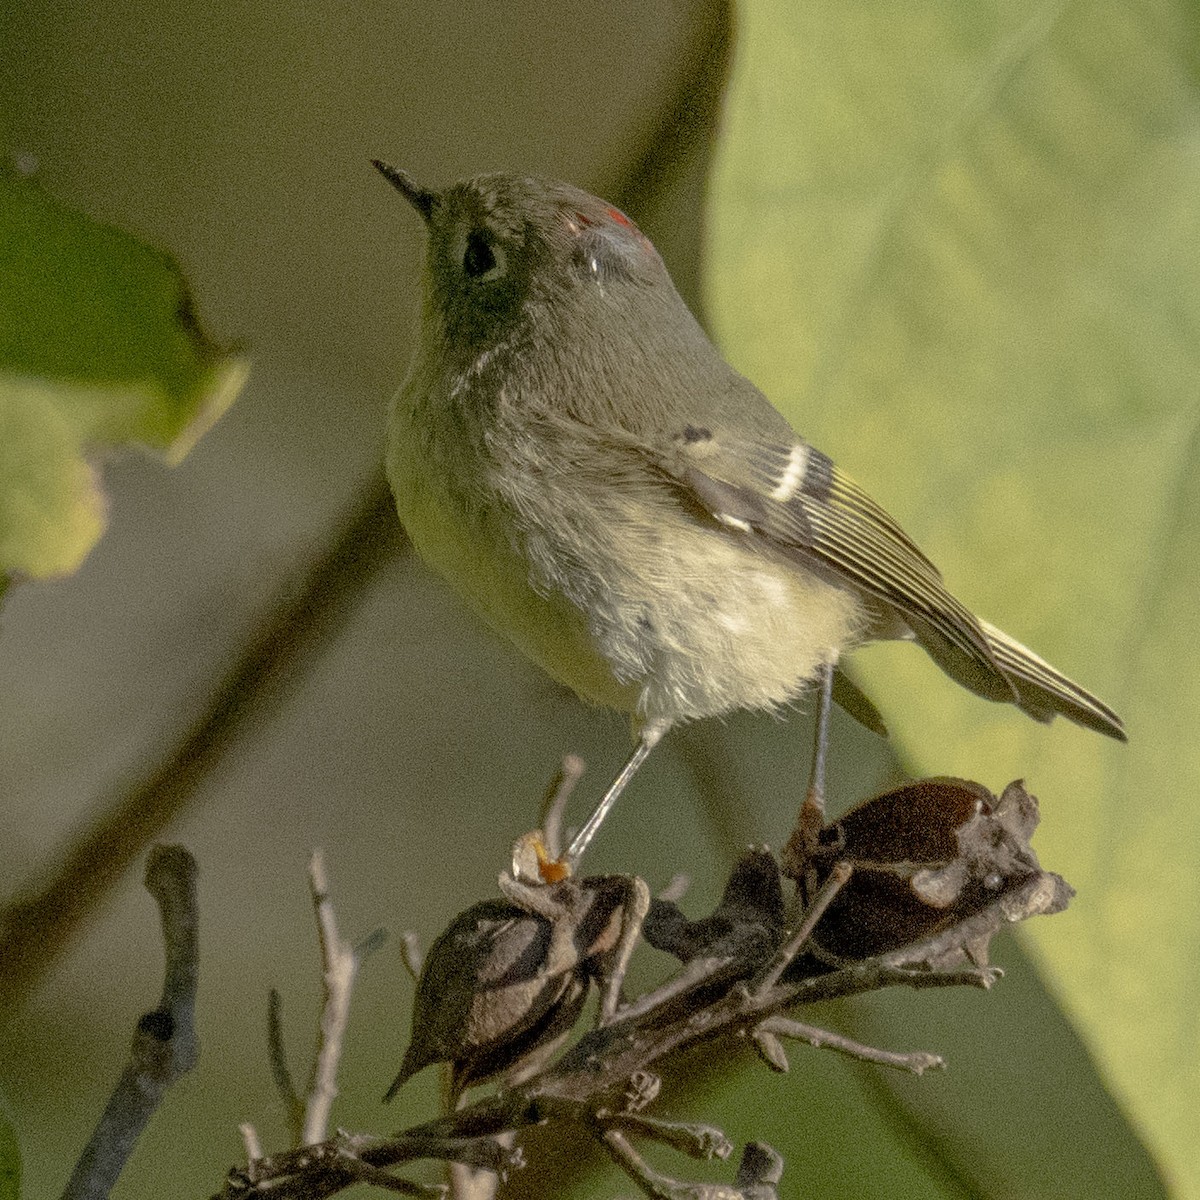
[978,619,1126,741]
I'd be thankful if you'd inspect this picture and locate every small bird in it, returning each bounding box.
[373,162,1124,867]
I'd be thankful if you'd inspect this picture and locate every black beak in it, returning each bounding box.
[371,159,437,223]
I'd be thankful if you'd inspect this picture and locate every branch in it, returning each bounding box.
[304,851,359,1144]
[538,753,587,861]
[754,1017,944,1075]
[212,898,1023,1199]
[62,845,199,1200]
[601,1129,731,1200]
[749,860,851,997]
[599,1132,779,1200]
[219,1132,520,1198]
[214,779,1069,1199]
[265,851,385,1151]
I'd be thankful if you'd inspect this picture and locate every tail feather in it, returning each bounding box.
[979,619,1126,742]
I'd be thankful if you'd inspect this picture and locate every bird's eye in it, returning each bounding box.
[463,230,501,278]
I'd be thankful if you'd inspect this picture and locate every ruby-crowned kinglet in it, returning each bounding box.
[373,163,1124,866]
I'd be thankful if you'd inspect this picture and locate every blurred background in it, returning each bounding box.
[1,1,1195,1196]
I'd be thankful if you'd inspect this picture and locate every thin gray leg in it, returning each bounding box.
[808,660,835,820]
[564,723,667,869]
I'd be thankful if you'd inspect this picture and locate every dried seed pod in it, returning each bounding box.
[803,778,1067,963]
[387,875,639,1101]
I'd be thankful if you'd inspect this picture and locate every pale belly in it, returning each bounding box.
[390,450,642,714]
[390,403,864,728]
[519,508,866,725]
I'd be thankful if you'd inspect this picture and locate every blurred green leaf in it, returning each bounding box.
[0,167,248,584]
[0,1090,19,1200]
[710,0,1193,1193]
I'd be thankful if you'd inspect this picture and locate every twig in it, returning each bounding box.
[267,989,305,1144]
[612,955,735,1024]
[213,936,1024,1197]
[750,860,851,997]
[600,1129,744,1200]
[755,1017,944,1075]
[62,845,199,1200]
[441,949,1001,1125]
[442,1074,509,1200]
[540,754,586,860]
[239,1124,263,1165]
[336,1153,447,1197]
[219,785,1067,1200]
[304,850,359,1146]
[597,877,651,1025]
[219,1131,521,1199]
[598,1113,732,1161]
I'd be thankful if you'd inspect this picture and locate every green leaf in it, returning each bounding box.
[0,1089,19,1200]
[709,0,1193,1193]
[0,167,248,583]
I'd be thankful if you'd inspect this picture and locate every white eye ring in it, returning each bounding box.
[482,241,507,280]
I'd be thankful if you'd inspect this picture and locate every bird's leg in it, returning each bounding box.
[561,722,668,873]
[795,660,835,862]
[810,659,835,808]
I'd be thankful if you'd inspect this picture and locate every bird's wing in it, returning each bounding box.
[978,618,1125,740]
[520,406,1123,738]
[652,427,1018,705]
